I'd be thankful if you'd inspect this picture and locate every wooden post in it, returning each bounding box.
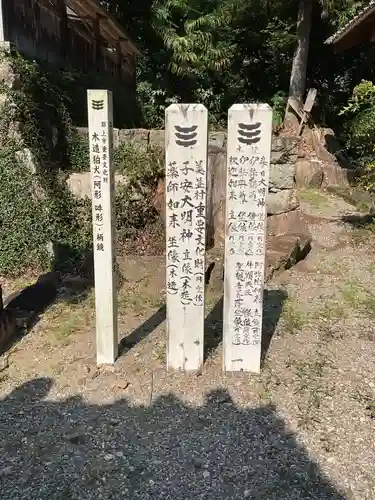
[87,90,118,365]
[57,0,69,60]
[165,104,208,371]
[116,40,122,80]
[223,103,273,373]
[93,14,102,71]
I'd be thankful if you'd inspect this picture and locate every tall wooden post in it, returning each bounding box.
[223,103,273,373]
[87,90,118,365]
[165,104,208,371]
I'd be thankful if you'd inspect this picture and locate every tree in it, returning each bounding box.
[285,0,358,128]
[288,0,313,102]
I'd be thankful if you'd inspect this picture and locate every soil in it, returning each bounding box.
[0,189,375,499]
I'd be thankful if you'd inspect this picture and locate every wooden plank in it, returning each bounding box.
[223,103,273,373]
[87,90,118,365]
[303,88,317,113]
[165,104,208,371]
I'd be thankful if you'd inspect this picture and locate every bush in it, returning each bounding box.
[0,145,51,275]
[340,80,375,192]
[0,50,165,277]
[114,142,164,243]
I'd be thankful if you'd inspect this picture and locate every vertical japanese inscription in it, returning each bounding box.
[88,90,118,365]
[165,104,208,371]
[223,104,273,373]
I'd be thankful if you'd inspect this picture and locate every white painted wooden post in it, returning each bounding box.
[87,90,118,365]
[0,0,5,42]
[223,104,273,373]
[165,104,208,371]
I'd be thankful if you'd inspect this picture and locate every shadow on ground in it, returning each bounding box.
[119,286,287,365]
[0,378,345,499]
[204,289,288,362]
[0,272,62,355]
[119,304,167,354]
[340,212,374,226]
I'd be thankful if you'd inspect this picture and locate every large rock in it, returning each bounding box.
[67,172,128,199]
[269,163,295,190]
[208,132,226,148]
[323,164,350,188]
[267,208,310,239]
[149,129,165,149]
[118,128,150,149]
[265,233,311,281]
[295,159,324,188]
[267,189,299,215]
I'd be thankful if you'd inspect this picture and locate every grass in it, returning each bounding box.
[298,188,329,207]
[280,298,306,335]
[153,342,166,362]
[340,280,375,317]
[44,293,95,343]
[118,280,164,314]
[313,299,347,323]
[349,228,373,246]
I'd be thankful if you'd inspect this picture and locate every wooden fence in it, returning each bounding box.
[2,0,137,83]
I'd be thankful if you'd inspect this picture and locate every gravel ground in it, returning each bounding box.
[0,190,375,499]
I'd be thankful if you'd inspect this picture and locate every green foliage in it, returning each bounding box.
[114,142,164,242]
[0,145,51,275]
[0,50,157,277]
[340,80,375,165]
[67,129,90,172]
[271,91,288,127]
[340,80,375,191]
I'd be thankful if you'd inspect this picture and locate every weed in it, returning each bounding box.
[153,342,165,361]
[341,281,375,317]
[281,299,306,335]
[298,188,328,207]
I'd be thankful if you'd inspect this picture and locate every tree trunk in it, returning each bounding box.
[285,0,313,129]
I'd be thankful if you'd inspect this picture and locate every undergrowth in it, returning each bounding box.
[0,49,163,277]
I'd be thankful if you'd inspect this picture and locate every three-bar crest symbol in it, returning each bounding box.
[92,99,104,111]
[237,122,261,145]
[174,125,198,147]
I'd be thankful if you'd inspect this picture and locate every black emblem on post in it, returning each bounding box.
[174,125,198,147]
[237,122,261,145]
[92,100,104,111]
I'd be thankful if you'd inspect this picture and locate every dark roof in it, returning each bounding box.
[325,1,375,45]
[67,0,141,56]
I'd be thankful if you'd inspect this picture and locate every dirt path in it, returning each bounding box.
[1,189,375,499]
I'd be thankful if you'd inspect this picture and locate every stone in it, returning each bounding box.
[67,172,128,199]
[112,128,120,149]
[323,163,350,188]
[272,135,299,152]
[75,127,89,141]
[223,103,273,374]
[149,129,165,149]
[165,103,208,371]
[265,234,311,281]
[295,159,324,188]
[267,208,311,240]
[267,188,299,215]
[87,89,118,365]
[269,163,295,190]
[15,148,37,175]
[208,131,226,148]
[118,128,149,149]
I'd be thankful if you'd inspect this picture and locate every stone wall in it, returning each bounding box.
[75,127,306,238]
[73,127,312,276]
